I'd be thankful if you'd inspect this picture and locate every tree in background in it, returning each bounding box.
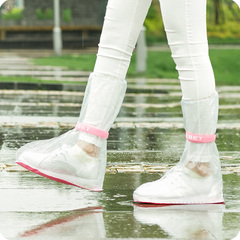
[207,0,240,40]
[144,0,240,44]
[213,0,223,25]
[144,0,165,44]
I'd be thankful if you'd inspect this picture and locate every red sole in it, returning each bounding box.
[16,161,103,192]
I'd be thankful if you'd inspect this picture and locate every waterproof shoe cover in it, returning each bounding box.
[16,73,127,191]
[133,92,224,204]
[16,128,107,191]
[134,204,224,239]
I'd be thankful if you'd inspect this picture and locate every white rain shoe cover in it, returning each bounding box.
[134,204,224,239]
[16,73,127,191]
[133,92,224,204]
[16,129,106,191]
[78,73,127,147]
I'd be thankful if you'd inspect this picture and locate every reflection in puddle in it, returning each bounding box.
[19,207,105,239]
[0,208,104,240]
[134,204,225,240]
[0,172,102,212]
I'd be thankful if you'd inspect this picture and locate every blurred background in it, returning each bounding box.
[0,0,239,85]
[0,0,240,49]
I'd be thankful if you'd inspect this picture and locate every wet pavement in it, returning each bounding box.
[0,54,240,239]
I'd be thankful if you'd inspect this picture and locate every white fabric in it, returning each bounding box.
[94,0,151,80]
[159,0,216,100]
[94,0,215,100]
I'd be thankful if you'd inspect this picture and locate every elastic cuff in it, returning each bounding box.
[75,123,109,139]
[186,131,216,143]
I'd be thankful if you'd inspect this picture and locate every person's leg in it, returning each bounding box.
[16,0,152,191]
[133,0,223,204]
[160,0,215,100]
[78,0,151,151]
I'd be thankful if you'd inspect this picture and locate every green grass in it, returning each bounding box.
[28,48,240,86]
[33,54,97,71]
[209,49,240,85]
[128,51,177,79]
[0,76,43,83]
[32,51,178,79]
[208,37,240,45]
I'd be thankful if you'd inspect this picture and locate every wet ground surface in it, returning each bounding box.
[0,54,240,239]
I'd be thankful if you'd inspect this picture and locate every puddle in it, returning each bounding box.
[1,126,240,166]
[0,74,240,238]
[0,172,239,239]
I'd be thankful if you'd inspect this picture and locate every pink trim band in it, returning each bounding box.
[186,131,216,143]
[75,123,109,139]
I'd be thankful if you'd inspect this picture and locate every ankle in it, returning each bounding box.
[77,140,99,158]
[185,161,211,177]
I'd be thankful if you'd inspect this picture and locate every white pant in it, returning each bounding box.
[94,0,216,100]
[79,0,217,145]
